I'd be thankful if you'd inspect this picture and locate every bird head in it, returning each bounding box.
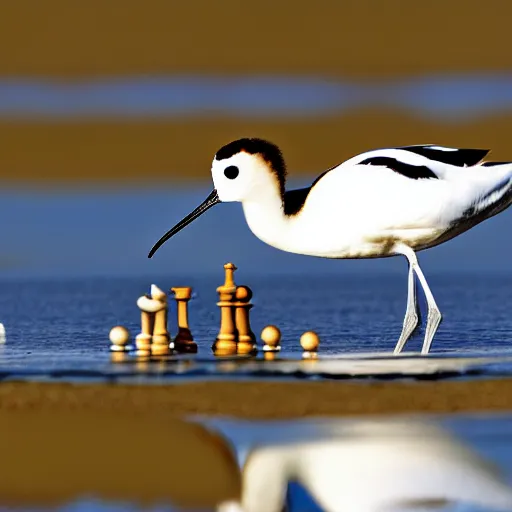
[148,138,285,258]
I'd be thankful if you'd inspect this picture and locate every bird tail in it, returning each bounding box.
[471,163,512,220]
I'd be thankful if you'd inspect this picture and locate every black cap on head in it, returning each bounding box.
[215,138,287,197]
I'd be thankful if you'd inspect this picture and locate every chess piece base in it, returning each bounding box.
[110,344,133,352]
[212,340,237,355]
[151,344,171,356]
[135,334,152,350]
[237,341,257,355]
[213,346,238,357]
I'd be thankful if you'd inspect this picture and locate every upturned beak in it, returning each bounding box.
[148,189,220,258]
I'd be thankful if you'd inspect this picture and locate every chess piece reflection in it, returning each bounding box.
[300,331,320,359]
[213,263,238,355]
[235,285,257,355]
[261,325,281,361]
[151,284,172,355]
[171,286,197,353]
[135,294,164,356]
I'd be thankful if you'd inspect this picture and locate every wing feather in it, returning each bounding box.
[398,145,489,167]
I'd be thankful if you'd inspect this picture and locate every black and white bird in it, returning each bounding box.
[148,139,512,354]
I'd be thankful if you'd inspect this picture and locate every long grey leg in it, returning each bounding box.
[393,261,419,354]
[394,244,442,355]
[413,262,442,354]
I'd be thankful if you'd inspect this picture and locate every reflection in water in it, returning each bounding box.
[216,419,512,512]
[1,414,511,512]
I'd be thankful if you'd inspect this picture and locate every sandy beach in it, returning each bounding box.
[2,379,512,418]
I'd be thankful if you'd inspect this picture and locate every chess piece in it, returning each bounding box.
[235,285,257,355]
[135,294,164,356]
[300,331,320,359]
[171,286,197,353]
[150,284,172,355]
[261,325,281,360]
[109,325,131,352]
[213,263,238,354]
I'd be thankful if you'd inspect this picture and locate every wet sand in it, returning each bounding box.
[2,379,512,418]
[2,111,512,184]
[1,0,511,78]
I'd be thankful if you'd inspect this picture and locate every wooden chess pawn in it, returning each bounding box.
[235,285,257,355]
[171,286,197,353]
[109,325,131,352]
[300,331,320,359]
[261,325,281,360]
[135,294,164,356]
[212,263,238,354]
[109,326,132,361]
[150,284,172,355]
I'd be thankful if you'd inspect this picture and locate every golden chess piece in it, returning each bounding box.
[261,325,281,361]
[135,294,164,356]
[150,284,172,355]
[109,325,131,362]
[212,263,238,354]
[235,285,257,355]
[171,286,198,353]
[300,331,320,359]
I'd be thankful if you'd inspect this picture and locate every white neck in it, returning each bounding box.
[241,189,292,252]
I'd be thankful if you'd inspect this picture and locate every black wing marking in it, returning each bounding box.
[399,145,489,167]
[481,161,512,167]
[283,187,311,216]
[359,156,438,180]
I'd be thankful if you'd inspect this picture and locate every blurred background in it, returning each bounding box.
[1,0,512,279]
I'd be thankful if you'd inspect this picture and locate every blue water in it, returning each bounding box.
[0,273,510,358]
[1,73,512,120]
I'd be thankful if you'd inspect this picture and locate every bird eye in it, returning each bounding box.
[224,165,239,179]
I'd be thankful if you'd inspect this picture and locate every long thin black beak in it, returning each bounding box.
[148,189,220,258]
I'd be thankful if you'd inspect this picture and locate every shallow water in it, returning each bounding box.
[1,274,511,356]
[0,272,511,380]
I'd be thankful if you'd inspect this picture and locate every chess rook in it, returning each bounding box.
[300,331,320,359]
[171,286,197,353]
[150,284,172,355]
[234,285,257,355]
[213,263,238,355]
[135,294,164,356]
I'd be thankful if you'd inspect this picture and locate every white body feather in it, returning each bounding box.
[240,147,512,259]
